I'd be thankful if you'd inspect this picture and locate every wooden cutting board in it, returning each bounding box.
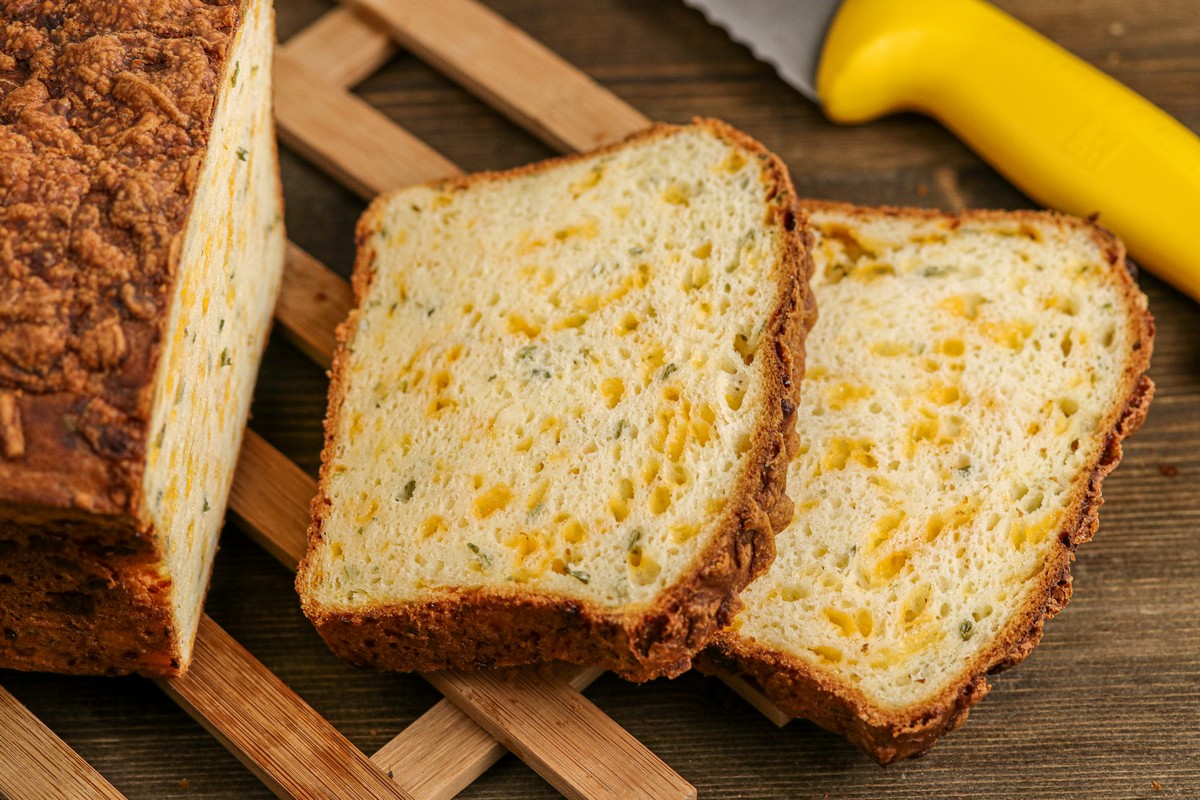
[2,1,1197,797]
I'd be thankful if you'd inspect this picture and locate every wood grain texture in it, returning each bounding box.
[349,0,651,152]
[426,668,694,800]
[230,432,313,570]
[276,242,355,370]
[371,667,604,800]
[0,685,127,800]
[275,48,459,198]
[280,5,397,89]
[371,696,504,800]
[159,617,413,800]
[5,1,1197,798]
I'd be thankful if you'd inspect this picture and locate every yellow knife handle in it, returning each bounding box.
[817,0,1200,301]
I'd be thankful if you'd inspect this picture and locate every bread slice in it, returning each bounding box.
[296,120,811,681]
[0,0,284,676]
[698,202,1154,761]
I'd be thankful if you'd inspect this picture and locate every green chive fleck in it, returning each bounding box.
[467,542,492,568]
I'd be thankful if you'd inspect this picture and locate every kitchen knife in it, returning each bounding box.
[685,0,1200,301]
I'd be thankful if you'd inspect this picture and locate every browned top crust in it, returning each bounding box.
[0,0,239,519]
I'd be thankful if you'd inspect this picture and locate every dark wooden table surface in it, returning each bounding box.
[4,1,1199,798]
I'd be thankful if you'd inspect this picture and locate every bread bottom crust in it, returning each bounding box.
[0,506,182,677]
[307,470,782,682]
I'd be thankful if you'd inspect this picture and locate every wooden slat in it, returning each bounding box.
[229,431,313,570]
[160,617,413,800]
[370,697,502,800]
[371,666,606,800]
[427,667,695,800]
[280,5,398,88]
[348,0,651,152]
[275,242,355,371]
[275,49,459,199]
[0,685,127,800]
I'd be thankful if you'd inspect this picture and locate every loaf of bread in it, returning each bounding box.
[296,120,811,681]
[0,0,284,676]
[699,203,1154,761]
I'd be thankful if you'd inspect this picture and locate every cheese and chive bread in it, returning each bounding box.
[297,120,812,681]
[0,0,284,676]
[700,202,1154,762]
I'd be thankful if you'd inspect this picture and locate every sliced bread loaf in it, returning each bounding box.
[296,119,812,681]
[699,202,1153,761]
[0,0,284,676]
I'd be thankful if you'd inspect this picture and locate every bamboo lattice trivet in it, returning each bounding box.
[0,1,805,797]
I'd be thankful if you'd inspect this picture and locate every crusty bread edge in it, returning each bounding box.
[697,200,1155,761]
[296,118,815,682]
[0,0,275,678]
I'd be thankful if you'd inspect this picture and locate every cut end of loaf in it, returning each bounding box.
[701,202,1154,760]
[298,119,812,680]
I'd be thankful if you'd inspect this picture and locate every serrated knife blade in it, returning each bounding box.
[682,0,842,103]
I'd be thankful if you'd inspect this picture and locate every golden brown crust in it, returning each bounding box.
[0,0,239,518]
[298,118,815,682]
[698,200,1155,762]
[0,0,247,677]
